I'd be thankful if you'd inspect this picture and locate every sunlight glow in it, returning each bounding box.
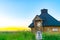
[0,17,29,27]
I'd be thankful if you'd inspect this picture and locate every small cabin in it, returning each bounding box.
[28,9,60,32]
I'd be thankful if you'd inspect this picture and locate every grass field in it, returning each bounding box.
[43,32,60,40]
[0,31,35,40]
[0,31,60,40]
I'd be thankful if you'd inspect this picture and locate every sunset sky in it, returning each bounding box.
[0,0,60,28]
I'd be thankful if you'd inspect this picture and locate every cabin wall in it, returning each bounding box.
[31,26,60,32]
[43,26,60,32]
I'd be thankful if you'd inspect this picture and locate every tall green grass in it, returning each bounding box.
[0,31,35,40]
[43,32,60,40]
[0,31,60,40]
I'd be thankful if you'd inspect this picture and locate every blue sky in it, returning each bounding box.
[0,0,60,27]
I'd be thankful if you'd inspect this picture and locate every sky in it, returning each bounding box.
[0,0,60,27]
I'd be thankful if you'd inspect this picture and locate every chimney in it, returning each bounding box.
[41,9,48,13]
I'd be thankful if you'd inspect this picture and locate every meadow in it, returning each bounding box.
[0,31,60,40]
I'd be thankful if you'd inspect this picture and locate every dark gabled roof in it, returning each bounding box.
[39,13,60,26]
[29,9,60,28]
[29,22,34,28]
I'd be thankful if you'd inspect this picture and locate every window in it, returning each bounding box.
[52,28,58,32]
[37,22,42,27]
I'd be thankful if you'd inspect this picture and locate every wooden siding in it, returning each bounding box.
[31,26,60,32]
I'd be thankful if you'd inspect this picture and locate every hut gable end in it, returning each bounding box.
[33,15,42,21]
